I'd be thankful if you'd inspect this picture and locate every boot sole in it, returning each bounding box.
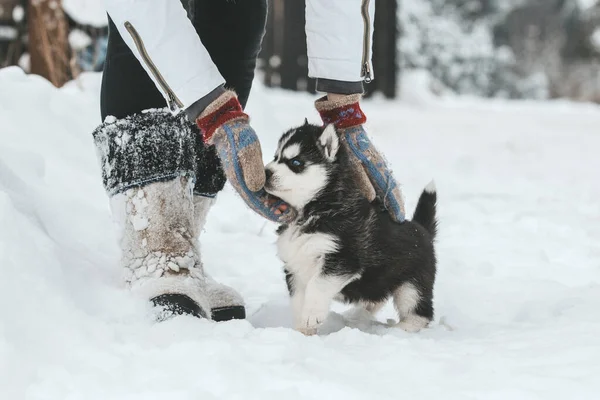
[211,306,246,322]
[151,294,246,322]
[151,293,207,321]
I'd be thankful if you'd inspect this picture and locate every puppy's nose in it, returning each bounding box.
[265,168,273,182]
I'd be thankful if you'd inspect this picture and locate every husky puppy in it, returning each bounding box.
[264,122,438,335]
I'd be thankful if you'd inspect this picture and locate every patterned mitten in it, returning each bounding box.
[196,91,295,223]
[315,95,406,222]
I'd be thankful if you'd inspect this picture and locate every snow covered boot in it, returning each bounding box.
[192,144,245,321]
[193,196,245,321]
[93,110,245,321]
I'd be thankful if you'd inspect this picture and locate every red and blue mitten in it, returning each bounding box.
[196,91,294,223]
[316,95,405,222]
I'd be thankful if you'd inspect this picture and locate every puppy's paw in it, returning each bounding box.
[296,326,318,336]
[396,315,430,333]
[396,321,423,333]
[295,309,327,336]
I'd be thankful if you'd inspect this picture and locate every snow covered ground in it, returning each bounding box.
[1,66,599,399]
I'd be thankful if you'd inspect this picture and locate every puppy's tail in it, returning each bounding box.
[413,180,438,240]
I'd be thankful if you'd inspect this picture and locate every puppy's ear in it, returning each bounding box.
[319,124,340,161]
[304,117,309,126]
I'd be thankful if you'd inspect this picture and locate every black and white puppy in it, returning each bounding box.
[265,122,438,335]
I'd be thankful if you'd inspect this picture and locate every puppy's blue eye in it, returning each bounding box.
[290,159,303,167]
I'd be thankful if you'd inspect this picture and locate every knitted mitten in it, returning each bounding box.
[196,91,295,223]
[315,95,405,222]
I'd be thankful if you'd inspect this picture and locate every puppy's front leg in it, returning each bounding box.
[285,269,307,329]
[298,273,357,336]
[291,288,306,329]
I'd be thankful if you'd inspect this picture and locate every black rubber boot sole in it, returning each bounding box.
[151,294,246,322]
[211,306,246,322]
[151,293,207,321]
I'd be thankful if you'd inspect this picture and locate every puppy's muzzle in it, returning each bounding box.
[264,167,276,191]
[265,168,273,182]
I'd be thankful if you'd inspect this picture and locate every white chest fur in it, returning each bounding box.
[276,223,339,284]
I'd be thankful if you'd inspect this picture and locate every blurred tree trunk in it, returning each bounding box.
[28,0,70,87]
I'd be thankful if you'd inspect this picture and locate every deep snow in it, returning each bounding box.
[0,67,599,399]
